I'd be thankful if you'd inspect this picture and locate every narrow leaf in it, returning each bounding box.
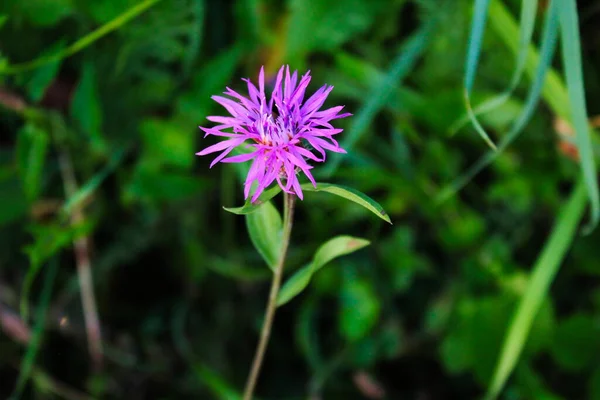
[71,61,105,152]
[485,180,587,400]
[301,182,391,224]
[312,236,370,271]
[16,123,49,201]
[245,200,282,270]
[23,41,66,102]
[463,0,497,149]
[223,186,282,215]
[558,0,599,232]
[451,0,538,135]
[438,0,559,202]
[11,259,58,400]
[277,236,370,306]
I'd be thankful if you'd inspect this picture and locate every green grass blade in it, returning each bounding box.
[488,0,568,116]
[322,22,432,177]
[463,0,498,150]
[450,0,538,135]
[438,0,559,202]
[558,0,600,233]
[464,0,491,93]
[10,259,59,400]
[1,0,163,75]
[485,179,587,400]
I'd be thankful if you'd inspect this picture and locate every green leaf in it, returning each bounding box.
[223,186,282,215]
[301,182,391,223]
[16,123,49,201]
[245,201,282,270]
[550,313,600,372]
[277,236,370,306]
[558,0,600,232]
[22,41,66,102]
[488,0,568,119]
[462,0,497,150]
[71,62,105,153]
[438,0,559,202]
[339,278,381,342]
[11,259,58,400]
[450,0,538,136]
[485,180,588,400]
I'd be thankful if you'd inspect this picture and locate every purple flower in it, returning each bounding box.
[197,65,350,202]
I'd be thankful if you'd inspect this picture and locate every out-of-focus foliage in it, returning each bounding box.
[1,0,600,399]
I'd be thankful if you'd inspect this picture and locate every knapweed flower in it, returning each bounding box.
[197,65,350,202]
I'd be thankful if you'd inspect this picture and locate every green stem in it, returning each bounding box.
[243,193,296,400]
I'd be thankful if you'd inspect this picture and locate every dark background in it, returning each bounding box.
[1,0,600,399]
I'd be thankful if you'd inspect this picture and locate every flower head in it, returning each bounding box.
[197,65,350,202]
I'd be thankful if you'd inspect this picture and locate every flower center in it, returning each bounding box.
[256,112,294,146]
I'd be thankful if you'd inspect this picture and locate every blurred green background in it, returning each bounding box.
[1,0,600,399]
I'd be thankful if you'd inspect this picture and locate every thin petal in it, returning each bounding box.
[289,72,311,107]
[300,85,333,116]
[212,95,248,118]
[294,145,321,161]
[209,146,237,168]
[243,78,260,104]
[196,137,246,156]
[221,151,258,163]
[200,127,242,138]
[259,66,265,101]
[206,116,239,125]
[290,175,303,200]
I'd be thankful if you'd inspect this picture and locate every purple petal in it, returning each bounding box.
[300,85,334,116]
[243,78,260,104]
[200,127,244,138]
[220,151,258,163]
[294,145,322,161]
[209,146,237,168]
[212,95,248,118]
[225,87,259,111]
[206,116,239,125]
[258,66,265,101]
[288,72,311,107]
[284,65,292,100]
[290,175,303,200]
[196,137,246,156]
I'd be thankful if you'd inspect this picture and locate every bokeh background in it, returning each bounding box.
[1,0,600,399]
